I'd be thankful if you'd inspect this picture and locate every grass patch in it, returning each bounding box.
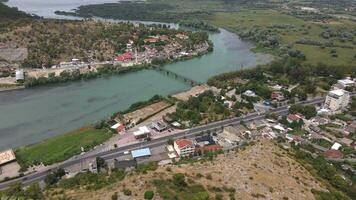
[15,127,112,169]
[153,179,209,200]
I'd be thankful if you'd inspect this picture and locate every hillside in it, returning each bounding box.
[0,2,33,21]
[46,140,328,200]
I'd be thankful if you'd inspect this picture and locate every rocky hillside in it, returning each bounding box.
[46,140,328,200]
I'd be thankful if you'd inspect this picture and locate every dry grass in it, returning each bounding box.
[47,140,326,200]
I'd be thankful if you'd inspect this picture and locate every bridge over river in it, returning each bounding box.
[152,65,202,86]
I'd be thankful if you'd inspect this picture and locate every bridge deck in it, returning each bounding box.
[152,65,201,86]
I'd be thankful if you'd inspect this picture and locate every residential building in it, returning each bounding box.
[323,150,343,159]
[115,52,133,62]
[271,91,284,101]
[174,139,195,157]
[336,78,355,89]
[287,114,302,123]
[324,89,350,113]
[243,90,257,97]
[151,121,167,132]
[133,126,150,139]
[195,135,221,154]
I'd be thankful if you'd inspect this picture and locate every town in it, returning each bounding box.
[0,72,355,199]
[0,21,211,89]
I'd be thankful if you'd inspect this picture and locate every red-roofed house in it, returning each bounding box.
[323,150,343,159]
[174,139,195,157]
[144,37,158,43]
[287,114,302,123]
[271,91,284,101]
[196,144,222,155]
[115,52,133,62]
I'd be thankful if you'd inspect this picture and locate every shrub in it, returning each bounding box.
[123,189,132,196]
[144,190,154,200]
[111,192,118,200]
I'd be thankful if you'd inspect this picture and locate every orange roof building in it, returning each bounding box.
[174,139,195,157]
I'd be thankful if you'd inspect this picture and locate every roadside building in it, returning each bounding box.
[133,126,150,139]
[110,123,125,133]
[336,78,355,89]
[223,125,247,138]
[151,121,168,132]
[195,135,221,154]
[131,148,151,159]
[174,139,195,157]
[65,158,97,177]
[324,89,350,113]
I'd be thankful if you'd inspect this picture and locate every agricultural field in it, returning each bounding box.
[206,10,356,66]
[15,127,112,169]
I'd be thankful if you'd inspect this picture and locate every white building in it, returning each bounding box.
[173,139,195,157]
[324,89,350,113]
[243,90,257,97]
[336,78,355,89]
[133,126,150,139]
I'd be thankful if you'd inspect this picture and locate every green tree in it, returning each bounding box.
[173,173,186,187]
[25,182,44,200]
[144,190,154,200]
[5,182,24,197]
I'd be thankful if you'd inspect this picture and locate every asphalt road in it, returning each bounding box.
[0,94,351,190]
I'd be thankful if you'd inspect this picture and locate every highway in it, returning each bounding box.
[0,94,351,190]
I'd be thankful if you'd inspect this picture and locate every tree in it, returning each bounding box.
[96,156,106,172]
[44,173,58,186]
[144,190,154,200]
[173,173,186,187]
[25,182,44,200]
[5,182,24,198]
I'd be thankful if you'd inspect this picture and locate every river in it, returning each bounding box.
[0,1,272,150]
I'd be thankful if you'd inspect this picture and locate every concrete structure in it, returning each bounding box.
[151,121,167,132]
[336,78,355,89]
[324,89,350,113]
[65,158,97,176]
[195,135,221,154]
[15,70,24,81]
[243,90,257,97]
[331,142,342,150]
[174,139,195,157]
[133,126,150,139]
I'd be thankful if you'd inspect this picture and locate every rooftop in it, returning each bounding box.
[0,149,16,165]
[131,148,151,158]
[329,89,347,97]
[175,139,193,149]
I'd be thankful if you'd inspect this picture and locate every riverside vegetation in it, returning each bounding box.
[56,0,356,66]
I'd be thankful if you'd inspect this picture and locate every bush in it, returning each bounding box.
[144,190,154,200]
[111,192,118,200]
[123,189,132,196]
